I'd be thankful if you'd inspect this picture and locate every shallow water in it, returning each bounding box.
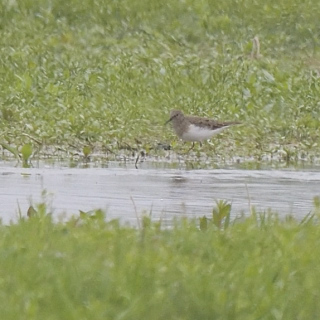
[0,161,319,224]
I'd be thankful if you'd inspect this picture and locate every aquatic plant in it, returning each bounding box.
[1,201,320,319]
[0,0,320,163]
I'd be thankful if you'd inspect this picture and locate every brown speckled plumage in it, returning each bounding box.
[166,110,240,142]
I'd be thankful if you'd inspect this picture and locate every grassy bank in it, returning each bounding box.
[1,0,320,163]
[0,207,320,319]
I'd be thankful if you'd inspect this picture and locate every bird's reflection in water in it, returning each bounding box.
[170,175,188,185]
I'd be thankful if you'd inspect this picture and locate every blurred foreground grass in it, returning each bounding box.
[1,0,320,162]
[1,203,320,319]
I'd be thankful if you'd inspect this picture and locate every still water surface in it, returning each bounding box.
[0,162,319,224]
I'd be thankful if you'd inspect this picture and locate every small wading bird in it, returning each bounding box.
[250,36,262,59]
[165,109,241,150]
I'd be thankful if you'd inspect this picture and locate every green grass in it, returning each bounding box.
[1,0,320,163]
[1,204,320,319]
[2,2,320,317]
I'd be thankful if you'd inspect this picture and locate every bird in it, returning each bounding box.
[250,36,262,59]
[165,109,241,150]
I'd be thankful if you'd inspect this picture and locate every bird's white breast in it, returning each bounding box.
[181,124,229,142]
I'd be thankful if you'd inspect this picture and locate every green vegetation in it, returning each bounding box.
[1,0,320,163]
[2,2,320,317]
[0,202,320,319]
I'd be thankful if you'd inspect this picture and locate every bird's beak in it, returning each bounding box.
[164,114,178,125]
[164,117,173,125]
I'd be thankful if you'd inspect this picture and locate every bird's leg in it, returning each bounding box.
[186,142,195,153]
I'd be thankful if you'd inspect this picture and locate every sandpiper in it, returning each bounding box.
[165,110,240,149]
